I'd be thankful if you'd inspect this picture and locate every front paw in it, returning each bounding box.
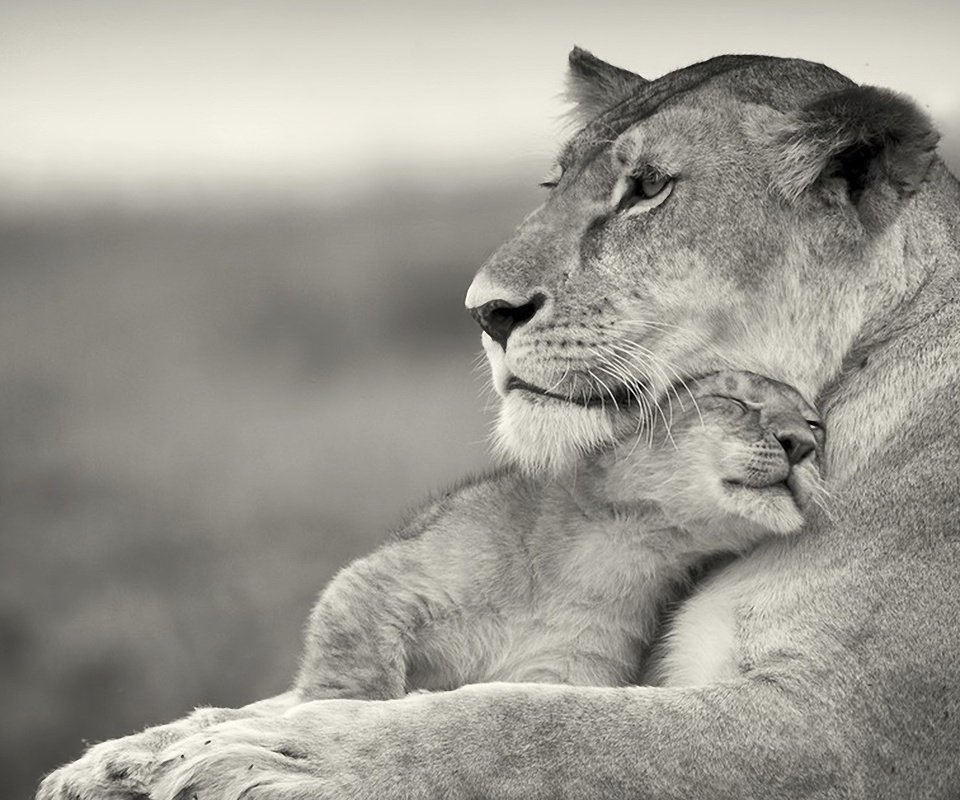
[37,731,160,800]
[153,722,319,800]
[36,708,240,800]
[152,703,374,800]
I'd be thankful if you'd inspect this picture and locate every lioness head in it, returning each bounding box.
[468,50,939,473]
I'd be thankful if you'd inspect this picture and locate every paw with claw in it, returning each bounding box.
[151,706,363,800]
[149,696,445,800]
[36,696,297,800]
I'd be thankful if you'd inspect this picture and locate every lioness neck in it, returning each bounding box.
[824,165,960,485]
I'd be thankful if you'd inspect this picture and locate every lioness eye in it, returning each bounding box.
[614,167,674,213]
[539,166,563,189]
[807,420,824,432]
[639,172,669,198]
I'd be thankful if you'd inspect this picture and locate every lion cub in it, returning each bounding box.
[294,372,824,698]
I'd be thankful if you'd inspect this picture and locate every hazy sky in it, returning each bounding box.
[1,0,957,199]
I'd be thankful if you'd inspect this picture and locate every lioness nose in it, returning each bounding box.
[775,424,817,466]
[469,295,545,349]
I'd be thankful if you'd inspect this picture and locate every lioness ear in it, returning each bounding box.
[770,86,939,233]
[565,47,647,125]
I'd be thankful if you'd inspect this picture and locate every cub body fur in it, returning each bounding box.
[295,372,823,698]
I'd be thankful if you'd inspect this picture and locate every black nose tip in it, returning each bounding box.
[776,432,816,466]
[469,294,545,349]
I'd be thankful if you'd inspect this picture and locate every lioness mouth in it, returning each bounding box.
[505,376,638,409]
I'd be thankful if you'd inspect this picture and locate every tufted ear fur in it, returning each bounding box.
[770,86,939,233]
[565,47,648,125]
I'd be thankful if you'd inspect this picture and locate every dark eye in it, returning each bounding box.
[638,171,670,198]
[615,167,674,213]
[807,419,824,432]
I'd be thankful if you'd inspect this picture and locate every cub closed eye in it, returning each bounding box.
[706,394,755,414]
[614,167,674,214]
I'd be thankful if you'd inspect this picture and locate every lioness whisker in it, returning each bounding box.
[602,339,681,415]
[604,338,695,432]
[612,319,734,367]
[590,345,655,431]
[591,344,657,447]
[591,345,645,402]
[606,338,704,429]
[545,364,572,395]
[602,345,653,445]
[584,367,611,412]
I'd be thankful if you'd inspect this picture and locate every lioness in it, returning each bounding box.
[40,50,960,800]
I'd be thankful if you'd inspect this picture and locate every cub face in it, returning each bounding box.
[468,52,937,474]
[596,371,826,537]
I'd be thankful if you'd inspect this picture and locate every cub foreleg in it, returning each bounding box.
[294,523,493,700]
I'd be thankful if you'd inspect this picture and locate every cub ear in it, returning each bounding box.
[770,86,939,233]
[565,46,647,125]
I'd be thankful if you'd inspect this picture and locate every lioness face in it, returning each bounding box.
[468,55,937,473]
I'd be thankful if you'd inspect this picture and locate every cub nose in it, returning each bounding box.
[468,294,545,350]
[774,423,817,466]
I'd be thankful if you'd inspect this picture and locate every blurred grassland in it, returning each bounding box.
[0,180,540,796]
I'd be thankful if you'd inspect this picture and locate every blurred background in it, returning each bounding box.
[2,1,957,795]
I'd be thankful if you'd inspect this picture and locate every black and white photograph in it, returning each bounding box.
[4,1,959,797]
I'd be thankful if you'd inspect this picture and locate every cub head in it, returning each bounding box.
[468,49,939,474]
[593,371,826,537]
